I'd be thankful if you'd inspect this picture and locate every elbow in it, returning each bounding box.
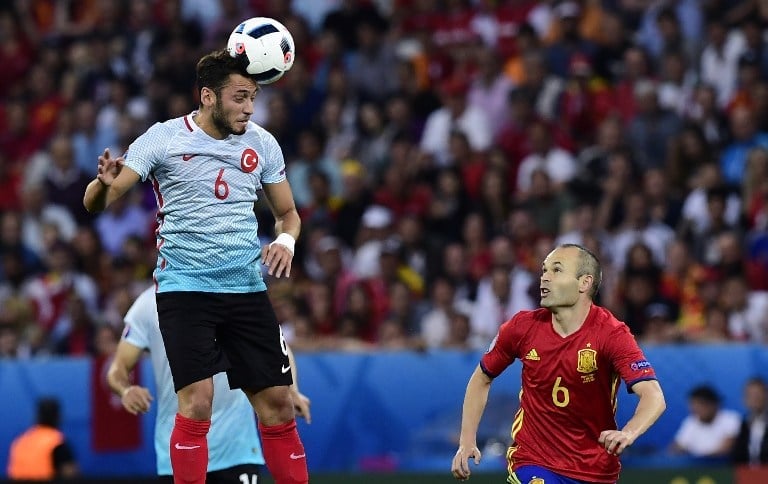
[82,195,103,214]
[105,364,121,392]
[655,390,667,417]
[82,194,96,213]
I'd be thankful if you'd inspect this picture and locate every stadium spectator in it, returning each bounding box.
[718,274,768,342]
[657,238,708,337]
[40,135,94,226]
[287,127,343,209]
[732,377,768,465]
[516,120,577,197]
[420,275,459,349]
[638,301,679,345]
[699,17,746,109]
[543,1,596,79]
[6,397,79,480]
[626,79,682,172]
[610,191,675,270]
[19,184,78,259]
[419,77,492,167]
[693,305,732,343]
[663,124,715,199]
[519,168,574,237]
[686,84,730,150]
[671,385,741,458]
[467,45,513,138]
[720,107,768,186]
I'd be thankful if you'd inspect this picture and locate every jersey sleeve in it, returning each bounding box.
[480,313,523,378]
[260,131,287,184]
[121,288,156,350]
[123,123,174,181]
[604,324,658,393]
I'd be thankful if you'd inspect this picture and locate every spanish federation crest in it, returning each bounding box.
[529,478,545,484]
[577,348,598,373]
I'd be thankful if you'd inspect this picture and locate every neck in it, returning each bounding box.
[193,111,225,140]
[550,300,592,337]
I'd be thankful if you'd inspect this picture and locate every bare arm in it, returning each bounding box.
[260,180,301,278]
[599,379,666,455]
[83,148,141,213]
[287,345,311,424]
[262,180,301,240]
[107,340,153,415]
[451,365,493,481]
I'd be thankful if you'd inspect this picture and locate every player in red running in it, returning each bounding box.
[452,243,666,483]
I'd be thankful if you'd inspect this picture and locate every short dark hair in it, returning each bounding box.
[558,243,602,298]
[747,376,768,389]
[37,397,61,428]
[196,49,259,94]
[689,385,720,405]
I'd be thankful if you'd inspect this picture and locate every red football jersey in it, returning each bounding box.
[480,304,657,483]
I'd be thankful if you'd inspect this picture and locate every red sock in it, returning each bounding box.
[258,419,308,484]
[170,413,210,484]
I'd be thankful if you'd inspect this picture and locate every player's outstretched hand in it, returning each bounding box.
[262,238,293,278]
[598,429,636,456]
[291,389,312,424]
[121,385,153,415]
[451,445,482,481]
[97,148,124,187]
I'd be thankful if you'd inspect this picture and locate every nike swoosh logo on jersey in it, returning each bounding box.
[174,443,200,450]
[281,365,291,374]
[182,154,197,161]
[289,453,305,460]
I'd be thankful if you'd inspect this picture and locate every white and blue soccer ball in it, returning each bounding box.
[227,17,295,84]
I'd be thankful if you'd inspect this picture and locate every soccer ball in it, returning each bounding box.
[227,17,295,85]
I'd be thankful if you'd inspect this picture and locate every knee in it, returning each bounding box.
[178,385,213,420]
[250,386,294,424]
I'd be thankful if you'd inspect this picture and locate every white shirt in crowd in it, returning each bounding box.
[674,409,742,457]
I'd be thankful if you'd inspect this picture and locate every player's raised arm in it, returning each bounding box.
[83,148,141,213]
[261,180,301,278]
[599,379,666,456]
[107,339,154,416]
[452,365,493,481]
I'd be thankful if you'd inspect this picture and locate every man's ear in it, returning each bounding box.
[579,274,593,294]
[200,87,216,107]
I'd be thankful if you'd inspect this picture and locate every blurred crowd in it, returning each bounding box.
[2,0,768,358]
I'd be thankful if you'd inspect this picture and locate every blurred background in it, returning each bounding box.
[2,0,768,482]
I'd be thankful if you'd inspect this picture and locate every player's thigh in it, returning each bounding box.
[510,465,600,484]
[206,463,262,484]
[156,291,230,392]
[216,292,291,392]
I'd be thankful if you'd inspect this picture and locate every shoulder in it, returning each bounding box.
[591,305,627,330]
[718,409,744,426]
[124,286,157,328]
[131,118,184,151]
[146,118,186,138]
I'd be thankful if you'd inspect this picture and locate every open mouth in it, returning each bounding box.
[540,288,550,298]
